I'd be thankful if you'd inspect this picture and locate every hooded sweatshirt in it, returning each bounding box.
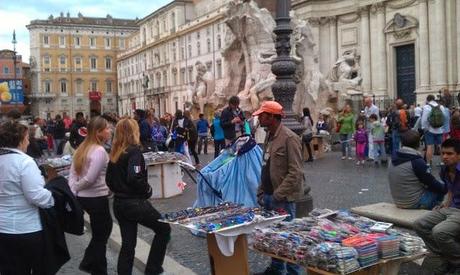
[388,146,446,208]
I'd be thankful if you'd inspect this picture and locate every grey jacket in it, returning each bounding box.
[388,147,446,208]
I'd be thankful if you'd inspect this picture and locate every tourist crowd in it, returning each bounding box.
[2,90,460,274]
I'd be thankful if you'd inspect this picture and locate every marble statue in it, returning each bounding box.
[187,61,215,113]
[220,0,276,111]
[290,16,334,121]
[326,49,363,110]
[218,1,341,120]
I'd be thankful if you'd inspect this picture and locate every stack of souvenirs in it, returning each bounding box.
[161,202,287,233]
[143,151,189,165]
[252,209,425,274]
[37,155,72,178]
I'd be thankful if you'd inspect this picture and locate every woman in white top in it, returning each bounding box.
[0,121,54,274]
[69,116,113,274]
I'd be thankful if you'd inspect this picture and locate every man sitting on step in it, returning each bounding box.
[388,130,447,209]
[414,138,460,275]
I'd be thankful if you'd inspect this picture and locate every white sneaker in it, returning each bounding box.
[361,160,365,164]
[348,157,353,160]
[341,156,346,160]
[356,161,361,165]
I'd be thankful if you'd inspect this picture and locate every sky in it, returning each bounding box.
[0,0,171,62]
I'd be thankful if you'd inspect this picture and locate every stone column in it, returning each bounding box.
[446,0,457,87]
[457,0,460,86]
[418,0,430,89]
[308,17,321,72]
[432,0,447,86]
[329,16,337,68]
[359,6,371,93]
[372,3,387,95]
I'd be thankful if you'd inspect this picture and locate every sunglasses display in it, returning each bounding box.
[160,202,288,233]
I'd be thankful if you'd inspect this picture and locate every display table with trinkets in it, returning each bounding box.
[143,152,189,198]
[160,202,289,275]
[251,208,427,275]
[37,155,73,180]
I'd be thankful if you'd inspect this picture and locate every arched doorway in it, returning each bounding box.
[90,100,101,117]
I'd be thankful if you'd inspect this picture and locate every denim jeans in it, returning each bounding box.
[113,198,171,275]
[77,196,113,275]
[414,190,445,210]
[391,131,401,159]
[198,135,208,154]
[263,194,301,275]
[340,134,351,157]
[372,141,386,163]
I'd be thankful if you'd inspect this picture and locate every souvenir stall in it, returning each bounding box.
[160,202,288,275]
[194,136,262,208]
[143,152,189,198]
[251,208,427,275]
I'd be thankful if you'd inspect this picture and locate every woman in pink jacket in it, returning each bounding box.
[69,116,113,274]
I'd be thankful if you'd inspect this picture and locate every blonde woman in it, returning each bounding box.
[69,116,113,274]
[106,118,171,275]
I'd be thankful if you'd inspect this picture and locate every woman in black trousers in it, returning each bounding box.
[106,118,171,275]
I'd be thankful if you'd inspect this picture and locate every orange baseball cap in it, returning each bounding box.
[252,101,284,116]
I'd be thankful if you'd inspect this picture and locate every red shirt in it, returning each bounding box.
[63,117,72,129]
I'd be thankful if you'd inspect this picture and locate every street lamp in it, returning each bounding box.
[271,0,303,134]
[271,0,312,217]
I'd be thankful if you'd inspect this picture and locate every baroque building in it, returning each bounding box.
[117,0,231,116]
[27,12,137,118]
[292,0,460,106]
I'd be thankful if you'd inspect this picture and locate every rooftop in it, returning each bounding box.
[27,12,138,29]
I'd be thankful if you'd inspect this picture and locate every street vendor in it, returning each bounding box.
[253,101,303,275]
[414,138,460,274]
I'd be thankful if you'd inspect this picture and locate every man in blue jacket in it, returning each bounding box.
[388,130,447,209]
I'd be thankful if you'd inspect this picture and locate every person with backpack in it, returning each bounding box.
[387,99,410,159]
[421,94,447,165]
[151,118,168,151]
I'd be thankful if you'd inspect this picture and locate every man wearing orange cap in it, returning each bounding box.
[254,101,303,275]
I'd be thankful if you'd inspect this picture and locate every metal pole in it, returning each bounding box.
[271,0,303,134]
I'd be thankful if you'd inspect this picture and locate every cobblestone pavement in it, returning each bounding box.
[136,151,442,275]
[59,232,143,275]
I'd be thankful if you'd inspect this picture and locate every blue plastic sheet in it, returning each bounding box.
[194,144,262,208]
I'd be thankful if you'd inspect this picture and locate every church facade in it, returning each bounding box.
[293,0,459,106]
